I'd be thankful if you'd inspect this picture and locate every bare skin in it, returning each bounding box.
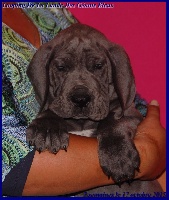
[2,5,41,48]
[22,101,166,196]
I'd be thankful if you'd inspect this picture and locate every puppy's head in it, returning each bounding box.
[27,23,135,121]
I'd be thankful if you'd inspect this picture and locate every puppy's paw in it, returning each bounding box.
[26,117,69,154]
[98,135,140,184]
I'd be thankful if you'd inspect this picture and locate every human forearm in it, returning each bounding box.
[22,134,113,196]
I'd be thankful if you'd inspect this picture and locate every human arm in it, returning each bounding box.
[2,6,41,48]
[23,134,111,196]
[22,100,166,196]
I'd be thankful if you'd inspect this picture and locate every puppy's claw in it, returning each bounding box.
[108,175,111,180]
[126,179,133,186]
[53,148,57,154]
[38,147,42,154]
[116,182,122,188]
[63,145,67,152]
[136,167,140,173]
[28,141,32,148]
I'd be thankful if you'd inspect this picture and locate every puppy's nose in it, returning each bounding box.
[71,93,91,108]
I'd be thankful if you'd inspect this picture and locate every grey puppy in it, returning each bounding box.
[26,24,159,191]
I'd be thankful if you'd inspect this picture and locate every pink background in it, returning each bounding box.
[68,2,166,127]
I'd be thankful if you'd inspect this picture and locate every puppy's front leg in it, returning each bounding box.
[97,105,142,184]
[26,110,69,154]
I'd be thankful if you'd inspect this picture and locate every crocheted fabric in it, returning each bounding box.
[2,23,37,182]
[2,4,78,182]
[2,3,147,183]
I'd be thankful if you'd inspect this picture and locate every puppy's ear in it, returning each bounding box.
[108,44,136,119]
[27,41,54,108]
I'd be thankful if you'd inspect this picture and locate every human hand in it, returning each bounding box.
[134,100,166,180]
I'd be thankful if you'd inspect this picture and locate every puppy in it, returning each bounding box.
[26,23,143,184]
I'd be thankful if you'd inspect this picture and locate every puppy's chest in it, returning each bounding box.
[65,119,98,137]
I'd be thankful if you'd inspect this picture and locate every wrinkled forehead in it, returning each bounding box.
[55,35,106,59]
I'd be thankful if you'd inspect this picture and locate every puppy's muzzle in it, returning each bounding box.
[70,87,91,108]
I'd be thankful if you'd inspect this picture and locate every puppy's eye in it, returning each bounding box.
[57,65,67,72]
[94,63,103,70]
